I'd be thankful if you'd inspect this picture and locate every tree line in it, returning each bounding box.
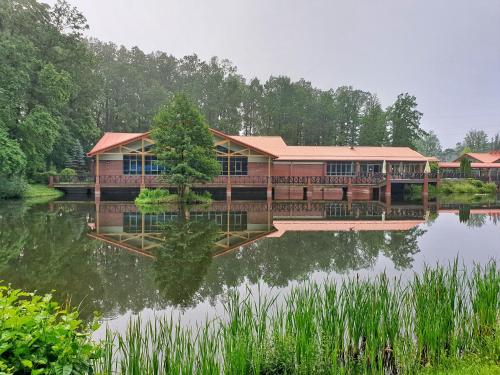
[0,0,498,196]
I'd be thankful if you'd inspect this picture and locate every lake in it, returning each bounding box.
[0,197,498,337]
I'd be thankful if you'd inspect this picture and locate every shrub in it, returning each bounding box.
[31,170,58,184]
[60,168,77,178]
[0,285,100,374]
[438,179,497,195]
[187,190,212,204]
[135,188,176,205]
[0,176,28,199]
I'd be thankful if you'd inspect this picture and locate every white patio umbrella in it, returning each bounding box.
[424,161,431,173]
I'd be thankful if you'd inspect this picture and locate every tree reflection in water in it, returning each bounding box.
[152,211,220,308]
[3,199,498,318]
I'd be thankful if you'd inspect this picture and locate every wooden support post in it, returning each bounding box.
[95,154,101,201]
[95,201,100,234]
[423,173,429,199]
[267,156,272,201]
[385,162,391,199]
[141,138,145,190]
[307,177,313,201]
[355,161,361,176]
[226,140,231,201]
[347,177,353,199]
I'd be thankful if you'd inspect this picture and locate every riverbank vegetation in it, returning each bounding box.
[135,188,213,205]
[0,285,99,374]
[1,261,498,374]
[405,178,497,202]
[439,179,497,195]
[95,261,498,374]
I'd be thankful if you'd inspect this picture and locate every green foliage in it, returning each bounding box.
[97,261,499,374]
[0,0,99,176]
[152,218,220,306]
[463,130,490,152]
[0,176,27,199]
[387,93,425,148]
[151,93,221,200]
[439,179,496,195]
[0,284,100,374]
[459,158,472,177]
[135,188,176,205]
[415,130,443,157]
[0,127,26,177]
[31,169,58,185]
[64,140,86,172]
[17,107,60,175]
[24,184,63,200]
[358,96,386,146]
[60,168,77,178]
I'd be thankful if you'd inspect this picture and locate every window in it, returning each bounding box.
[361,163,381,174]
[327,162,353,176]
[391,163,421,174]
[123,155,141,175]
[217,156,248,175]
[123,155,165,175]
[123,212,177,233]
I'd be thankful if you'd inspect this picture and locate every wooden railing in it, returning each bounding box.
[53,172,445,187]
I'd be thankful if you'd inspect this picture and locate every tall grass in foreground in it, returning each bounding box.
[95,261,499,374]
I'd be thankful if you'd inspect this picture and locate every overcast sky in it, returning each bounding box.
[45,0,500,148]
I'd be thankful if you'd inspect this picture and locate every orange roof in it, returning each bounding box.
[454,152,500,163]
[439,162,500,168]
[88,130,428,161]
[88,130,280,158]
[231,136,428,161]
[88,132,147,156]
[267,220,424,237]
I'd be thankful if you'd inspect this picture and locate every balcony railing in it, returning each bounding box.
[53,172,449,187]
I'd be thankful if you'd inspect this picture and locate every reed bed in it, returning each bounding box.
[95,261,499,374]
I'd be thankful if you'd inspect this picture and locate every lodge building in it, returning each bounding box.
[50,128,498,201]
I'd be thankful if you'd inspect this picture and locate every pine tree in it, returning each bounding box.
[65,139,86,173]
[151,93,221,201]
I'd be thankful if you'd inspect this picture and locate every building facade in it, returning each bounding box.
[53,128,438,201]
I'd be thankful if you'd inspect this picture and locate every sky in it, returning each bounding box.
[45,0,500,148]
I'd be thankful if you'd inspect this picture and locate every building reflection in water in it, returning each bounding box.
[87,200,432,258]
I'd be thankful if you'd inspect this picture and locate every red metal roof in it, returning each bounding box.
[454,152,500,163]
[87,132,148,156]
[439,162,500,168]
[88,129,428,161]
[267,220,424,237]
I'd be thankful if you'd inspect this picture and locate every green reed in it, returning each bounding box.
[96,260,499,374]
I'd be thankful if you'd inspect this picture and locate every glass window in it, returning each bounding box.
[327,162,354,176]
[123,155,166,175]
[361,163,381,174]
[217,156,248,175]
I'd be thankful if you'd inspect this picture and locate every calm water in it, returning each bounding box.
[0,198,498,336]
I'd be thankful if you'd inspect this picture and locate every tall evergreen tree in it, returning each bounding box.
[359,96,386,146]
[387,93,424,148]
[151,93,221,201]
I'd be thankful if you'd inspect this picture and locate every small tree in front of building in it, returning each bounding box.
[460,157,472,178]
[151,93,221,202]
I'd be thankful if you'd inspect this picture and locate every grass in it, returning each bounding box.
[439,179,497,195]
[135,188,213,206]
[134,188,178,205]
[22,184,64,204]
[95,260,499,374]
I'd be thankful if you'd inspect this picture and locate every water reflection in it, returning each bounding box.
[0,199,498,318]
